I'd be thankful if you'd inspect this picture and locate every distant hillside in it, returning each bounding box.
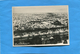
[13,13,68,31]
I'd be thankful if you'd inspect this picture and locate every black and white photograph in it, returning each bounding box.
[12,6,69,46]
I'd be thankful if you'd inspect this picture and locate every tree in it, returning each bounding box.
[54,20,62,25]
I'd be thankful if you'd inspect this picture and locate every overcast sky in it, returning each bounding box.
[12,5,68,13]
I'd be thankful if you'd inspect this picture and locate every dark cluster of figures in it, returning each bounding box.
[14,32,68,45]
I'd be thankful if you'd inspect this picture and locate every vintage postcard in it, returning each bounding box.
[12,5,69,46]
